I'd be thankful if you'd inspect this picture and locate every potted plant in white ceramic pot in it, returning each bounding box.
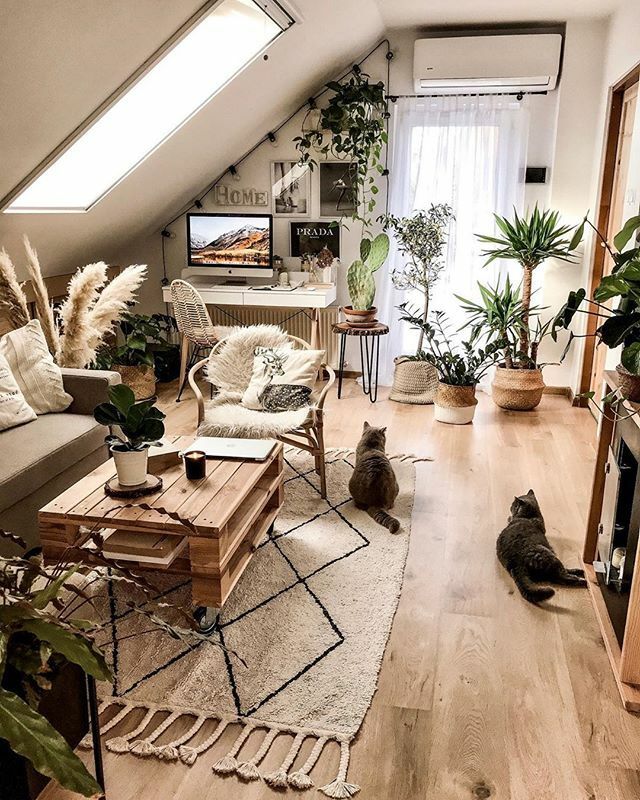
[383,204,454,403]
[94,384,166,486]
[398,307,504,424]
[475,206,583,410]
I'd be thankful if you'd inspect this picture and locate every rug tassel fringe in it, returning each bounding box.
[288,734,328,789]
[106,708,156,754]
[319,740,360,799]
[77,700,113,750]
[129,711,180,758]
[264,731,305,788]
[180,718,228,765]
[236,727,279,782]
[212,723,254,775]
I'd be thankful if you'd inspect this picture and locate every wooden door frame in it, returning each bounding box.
[577,60,640,403]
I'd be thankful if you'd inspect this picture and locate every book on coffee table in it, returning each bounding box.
[102,529,187,566]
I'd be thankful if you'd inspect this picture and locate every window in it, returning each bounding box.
[4,0,290,213]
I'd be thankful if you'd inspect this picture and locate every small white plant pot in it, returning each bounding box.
[111,447,148,486]
[434,403,477,425]
[434,382,478,425]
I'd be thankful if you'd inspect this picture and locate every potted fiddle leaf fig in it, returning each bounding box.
[476,205,584,410]
[554,213,640,402]
[344,233,390,324]
[94,384,166,486]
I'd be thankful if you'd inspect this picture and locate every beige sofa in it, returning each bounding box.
[0,368,121,553]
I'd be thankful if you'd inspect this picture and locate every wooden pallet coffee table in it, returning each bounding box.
[39,436,284,629]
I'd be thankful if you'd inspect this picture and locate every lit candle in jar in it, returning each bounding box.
[184,450,206,480]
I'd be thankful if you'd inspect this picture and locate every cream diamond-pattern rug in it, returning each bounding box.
[88,448,420,797]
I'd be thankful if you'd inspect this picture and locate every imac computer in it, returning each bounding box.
[186,212,273,284]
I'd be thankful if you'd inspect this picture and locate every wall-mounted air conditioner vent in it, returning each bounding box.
[413,33,563,95]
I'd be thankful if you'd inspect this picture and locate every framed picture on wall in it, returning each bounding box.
[271,161,310,216]
[290,221,341,259]
[319,161,358,217]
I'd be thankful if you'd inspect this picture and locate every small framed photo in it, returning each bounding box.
[319,161,358,217]
[271,161,310,216]
[290,221,341,259]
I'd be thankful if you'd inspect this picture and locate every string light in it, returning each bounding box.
[228,165,241,182]
[267,131,277,147]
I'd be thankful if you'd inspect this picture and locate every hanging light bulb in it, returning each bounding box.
[267,131,278,148]
[229,165,241,182]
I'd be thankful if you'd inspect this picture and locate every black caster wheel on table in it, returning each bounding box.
[194,606,219,634]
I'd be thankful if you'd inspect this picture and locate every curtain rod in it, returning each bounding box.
[388,91,547,100]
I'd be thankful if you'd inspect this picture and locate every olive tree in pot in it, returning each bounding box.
[476,206,583,410]
[554,213,640,403]
[398,307,504,424]
[94,384,166,486]
[383,204,454,403]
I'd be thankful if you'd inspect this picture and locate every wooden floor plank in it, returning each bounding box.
[41,380,640,800]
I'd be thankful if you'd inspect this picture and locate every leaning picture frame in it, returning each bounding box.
[271,161,311,217]
[290,221,341,259]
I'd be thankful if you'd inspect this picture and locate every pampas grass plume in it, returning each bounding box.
[0,248,29,330]
[22,236,59,354]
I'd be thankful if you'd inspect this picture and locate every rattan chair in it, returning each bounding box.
[170,279,222,401]
[188,333,335,498]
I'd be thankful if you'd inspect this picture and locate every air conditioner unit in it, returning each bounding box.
[413,33,562,94]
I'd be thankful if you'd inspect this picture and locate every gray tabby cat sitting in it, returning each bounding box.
[349,421,400,533]
[497,489,586,604]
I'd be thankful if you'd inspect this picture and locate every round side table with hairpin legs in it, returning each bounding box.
[332,322,389,403]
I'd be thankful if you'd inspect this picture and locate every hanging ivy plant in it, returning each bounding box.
[294,66,388,227]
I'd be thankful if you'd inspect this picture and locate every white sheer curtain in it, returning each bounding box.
[377,94,530,385]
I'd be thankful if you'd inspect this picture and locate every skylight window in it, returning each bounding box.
[4,0,289,213]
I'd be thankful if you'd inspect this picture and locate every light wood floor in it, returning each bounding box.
[45,380,640,800]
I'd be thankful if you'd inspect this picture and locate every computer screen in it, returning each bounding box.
[187,213,272,269]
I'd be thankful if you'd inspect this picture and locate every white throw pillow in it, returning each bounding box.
[0,320,72,415]
[0,352,36,431]
[242,347,324,410]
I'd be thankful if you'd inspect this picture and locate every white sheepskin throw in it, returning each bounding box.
[205,324,290,395]
[198,402,310,438]
[200,325,310,438]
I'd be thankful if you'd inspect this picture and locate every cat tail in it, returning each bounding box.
[368,507,401,534]
[510,564,555,604]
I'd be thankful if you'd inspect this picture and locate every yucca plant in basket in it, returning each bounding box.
[476,205,583,410]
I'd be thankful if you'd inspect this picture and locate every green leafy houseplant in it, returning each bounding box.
[554,213,640,404]
[384,204,454,352]
[94,384,165,452]
[94,384,166,487]
[477,205,583,367]
[399,307,505,386]
[0,521,210,798]
[294,67,388,227]
[95,313,179,381]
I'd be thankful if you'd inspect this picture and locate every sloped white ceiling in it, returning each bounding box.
[0,0,384,275]
[376,0,621,27]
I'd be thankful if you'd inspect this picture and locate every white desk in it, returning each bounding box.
[162,279,338,391]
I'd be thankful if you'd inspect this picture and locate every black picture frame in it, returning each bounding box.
[290,221,341,259]
[319,161,358,217]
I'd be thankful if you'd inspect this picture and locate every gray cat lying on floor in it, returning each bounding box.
[349,421,400,533]
[497,489,587,604]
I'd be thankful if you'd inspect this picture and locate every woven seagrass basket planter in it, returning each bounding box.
[113,364,156,401]
[389,357,439,405]
[616,364,640,402]
[492,366,544,411]
[434,382,478,425]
